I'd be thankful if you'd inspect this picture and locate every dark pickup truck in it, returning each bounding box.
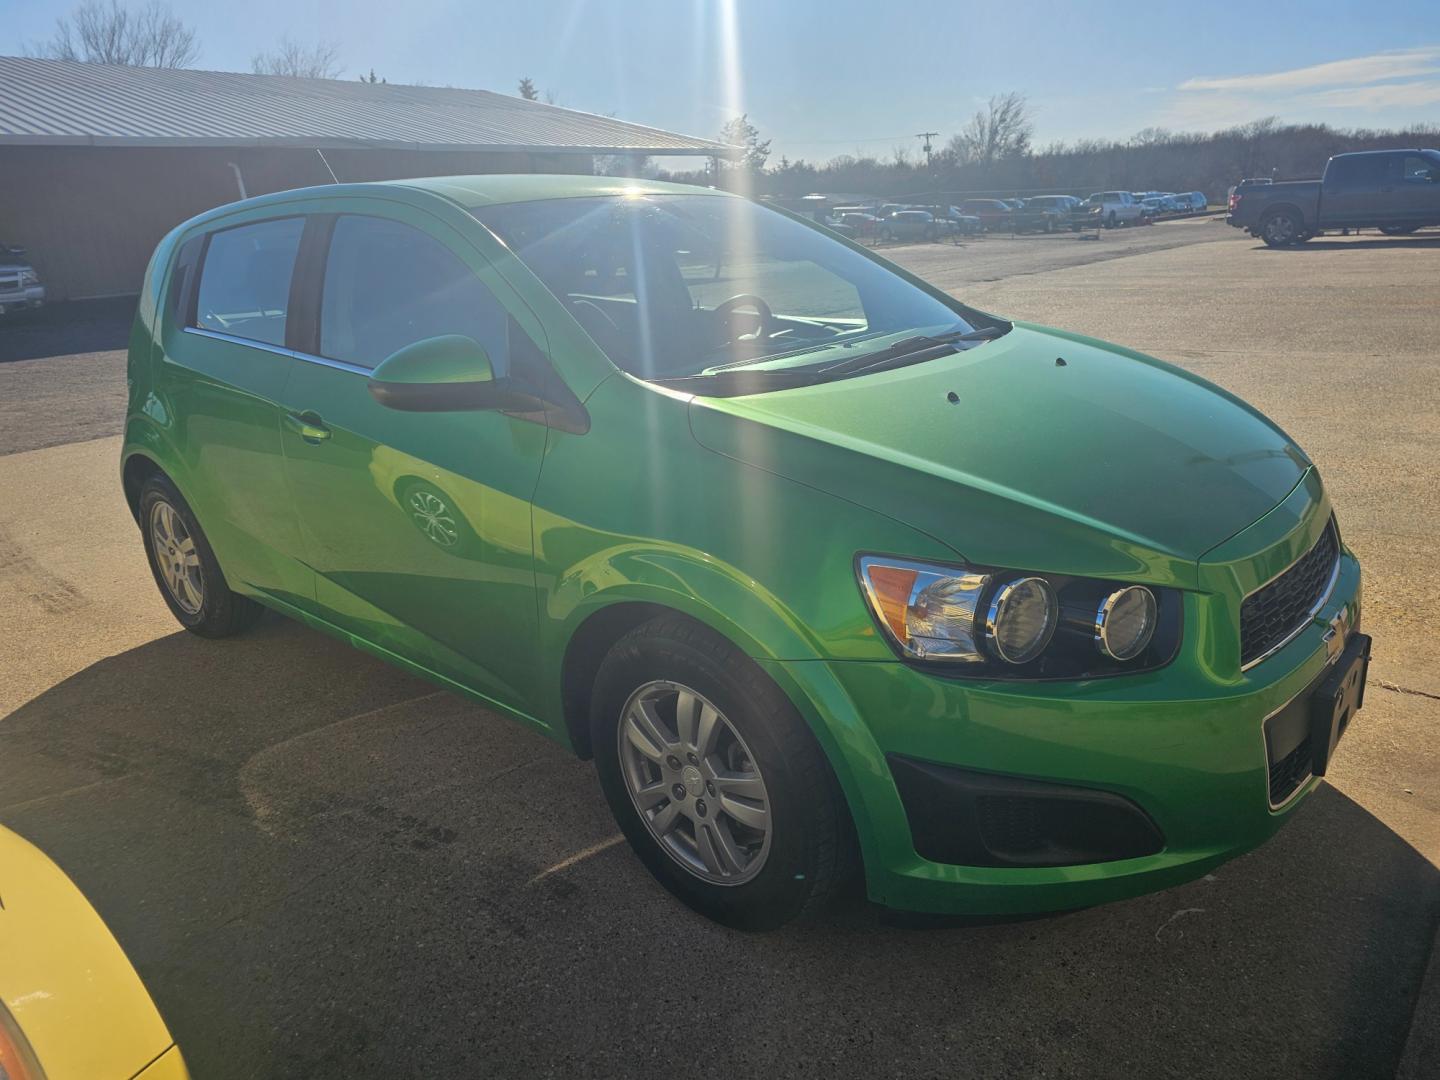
[1227,148,1440,246]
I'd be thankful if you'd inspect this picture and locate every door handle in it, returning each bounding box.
[284,411,331,443]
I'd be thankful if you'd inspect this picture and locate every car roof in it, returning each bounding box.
[389,173,731,207]
[175,173,733,232]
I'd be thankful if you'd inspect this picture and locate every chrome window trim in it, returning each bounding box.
[182,326,371,375]
[1239,521,1342,673]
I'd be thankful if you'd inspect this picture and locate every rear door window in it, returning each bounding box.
[1327,155,1386,187]
[318,214,532,375]
[193,217,305,348]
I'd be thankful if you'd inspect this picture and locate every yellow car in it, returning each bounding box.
[0,827,186,1079]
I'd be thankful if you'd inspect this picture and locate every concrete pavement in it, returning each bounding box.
[2,223,1437,1079]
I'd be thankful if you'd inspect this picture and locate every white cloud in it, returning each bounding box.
[1153,45,1440,130]
[1180,47,1440,93]
[1298,80,1440,109]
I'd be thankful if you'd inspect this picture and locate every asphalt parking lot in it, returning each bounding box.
[2,220,1437,1079]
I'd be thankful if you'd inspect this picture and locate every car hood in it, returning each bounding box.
[687,323,1310,584]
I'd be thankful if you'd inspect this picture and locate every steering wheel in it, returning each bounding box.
[713,294,776,345]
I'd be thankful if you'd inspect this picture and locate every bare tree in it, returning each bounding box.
[28,0,198,67]
[947,92,1033,167]
[251,38,343,79]
[517,76,538,100]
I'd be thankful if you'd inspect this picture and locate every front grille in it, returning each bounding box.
[1240,520,1339,667]
[1269,734,1312,805]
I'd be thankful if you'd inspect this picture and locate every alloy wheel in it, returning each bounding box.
[617,680,772,885]
[149,499,204,614]
[1264,213,1297,245]
[408,489,459,548]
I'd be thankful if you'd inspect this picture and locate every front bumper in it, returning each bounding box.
[764,532,1362,916]
[0,286,44,313]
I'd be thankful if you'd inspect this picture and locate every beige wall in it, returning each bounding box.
[0,145,590,302]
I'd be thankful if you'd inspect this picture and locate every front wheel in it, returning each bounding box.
[591,615,855,930]
[139,473,263,637]
[1106,212,1118,229]
[1260,209,1305,247]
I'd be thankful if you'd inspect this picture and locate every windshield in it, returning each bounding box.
[472,194,978,387]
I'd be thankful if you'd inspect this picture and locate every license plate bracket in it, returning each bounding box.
[1309,633,1371,777]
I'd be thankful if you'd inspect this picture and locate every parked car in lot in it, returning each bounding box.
[943,207,984,235]
[956,198,1013,231]
[124,174,1368,929]
[1228,149,1440,246]
[1179,191,1208,213]
[1024,194,1086,230]
[835,211,881,238]
[879,209,940,242]
[1008,199,1068,233]
[1139,197,1169,221]
[1085,191,1145,227]
[0,825,189,1078]
[0,243,44,316]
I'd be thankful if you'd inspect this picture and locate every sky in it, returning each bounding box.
[3,0,1439,162]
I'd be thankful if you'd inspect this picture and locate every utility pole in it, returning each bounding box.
[915,132,939,169]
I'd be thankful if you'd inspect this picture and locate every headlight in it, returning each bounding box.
[857,557,988,662]
[983,576,1058,664]
[1093,585,1157,660]
[20,269,39,286]
[858,555,1181,678]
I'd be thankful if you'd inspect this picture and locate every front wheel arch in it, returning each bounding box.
[122,452,165,526]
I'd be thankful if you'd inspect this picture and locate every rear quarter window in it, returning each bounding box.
[193,217,305,348]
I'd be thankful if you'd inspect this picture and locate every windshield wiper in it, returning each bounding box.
[653,324,1010,396]
[812,324,1007,377]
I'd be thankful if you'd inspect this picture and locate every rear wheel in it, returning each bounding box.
[1260,209,1305,247]
[591,615,855,929]
[139,474,263,637]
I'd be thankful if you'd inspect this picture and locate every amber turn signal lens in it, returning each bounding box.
[863,564,919,642]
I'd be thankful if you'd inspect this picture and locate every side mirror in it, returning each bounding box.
[368,335,523,413]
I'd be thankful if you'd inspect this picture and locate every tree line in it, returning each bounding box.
[671,95,1440,202]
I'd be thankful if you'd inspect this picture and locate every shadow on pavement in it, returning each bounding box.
[0,296,136,363]
[1256,235,1440,252]
[1,615,1435,1079]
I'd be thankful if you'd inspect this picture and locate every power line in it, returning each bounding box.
[915,131,939,168]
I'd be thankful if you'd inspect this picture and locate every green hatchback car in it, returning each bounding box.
[123,175,1368,929]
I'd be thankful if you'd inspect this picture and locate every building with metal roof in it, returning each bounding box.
[0,57,735,301]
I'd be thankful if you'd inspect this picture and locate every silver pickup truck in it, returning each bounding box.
[0,243,45,316]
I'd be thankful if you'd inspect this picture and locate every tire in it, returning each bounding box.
[1260,208,1305,247]
[591,614,856,930]
[1379,225,1419,236]
[1106,212,1117,229]
[138,473,263,638]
